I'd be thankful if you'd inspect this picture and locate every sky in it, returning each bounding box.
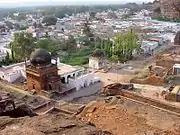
[0,0,154,7]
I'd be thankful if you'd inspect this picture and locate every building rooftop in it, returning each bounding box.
[57,63,84,76]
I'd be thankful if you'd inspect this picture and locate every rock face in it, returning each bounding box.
[0,113,112,135]
[160,0,180,18]
[174,31,180,45]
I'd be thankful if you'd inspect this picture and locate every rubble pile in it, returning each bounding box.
[0,93,36,118]
[130,66,169,86]
[100,83,133,96]
[77,100,177,135]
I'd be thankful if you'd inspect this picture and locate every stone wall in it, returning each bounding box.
[119,90,180,114]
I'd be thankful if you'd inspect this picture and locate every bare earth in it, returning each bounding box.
[78,98,180,135]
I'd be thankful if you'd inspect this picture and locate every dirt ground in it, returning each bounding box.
[78,98,180,135]
[95,72,133,85]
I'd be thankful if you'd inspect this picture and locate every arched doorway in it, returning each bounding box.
[61,77,65,84]
[48,84,52,90]
[67,75,71,83]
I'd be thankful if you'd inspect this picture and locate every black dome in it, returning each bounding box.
[30,49,51,66]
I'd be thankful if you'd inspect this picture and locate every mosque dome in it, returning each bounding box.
[30,49,51,66]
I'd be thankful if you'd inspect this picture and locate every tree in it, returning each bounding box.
[5,51,10,65]
[36,39,58,56]
[10,32,37,61]
[42,15,57,26]
[66,35,77,52]
[83,22,94,38]
[113,30,140,62]
[5,21,13,29]
[9,42,15,62]
[55,10,66,18]
[90,12,96,18]
[100,30,140,62]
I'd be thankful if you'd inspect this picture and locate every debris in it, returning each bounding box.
[101,83,134,96]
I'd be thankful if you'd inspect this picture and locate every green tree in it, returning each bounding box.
[66,35,77,52]
[42,15,57,26]
[90,11,96,18]
[55,10,66,18]
[36,39,58,56]
[5,51,10,65]
[83,22,94,38]
[113,30,140,62]
[9,42,15,62]
[10,32,37,61]
[100,30,140,62]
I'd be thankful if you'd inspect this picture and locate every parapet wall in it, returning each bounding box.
[119,90,180,114]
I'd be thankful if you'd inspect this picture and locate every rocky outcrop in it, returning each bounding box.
[174,31,180,45]
[160,0,180,18]
[0,113,112,135]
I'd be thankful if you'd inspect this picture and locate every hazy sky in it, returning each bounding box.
[0,0,154,4]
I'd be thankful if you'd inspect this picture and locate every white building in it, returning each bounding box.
[173,64,180,75]
[57,60,100,91]
[0,62,26,83]
[69,72,100,90]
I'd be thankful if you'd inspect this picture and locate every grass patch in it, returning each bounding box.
[61,47,94,66]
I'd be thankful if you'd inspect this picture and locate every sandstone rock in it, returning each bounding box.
[174,31,180,45]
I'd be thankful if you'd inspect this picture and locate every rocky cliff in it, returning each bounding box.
[160,0,180,18]
[153,0,180,19]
